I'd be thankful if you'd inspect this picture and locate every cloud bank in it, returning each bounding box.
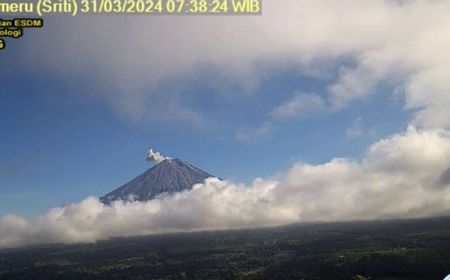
[2,127,450,248]
[17,0,450,127]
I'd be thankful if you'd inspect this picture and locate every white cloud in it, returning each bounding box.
[2,128,450,248]
[13,0,450,128]
[270,92,328,120]
[403,66,450,128]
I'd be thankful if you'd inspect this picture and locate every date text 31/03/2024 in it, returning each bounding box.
[50,0,260,14]
[0,0,261,15]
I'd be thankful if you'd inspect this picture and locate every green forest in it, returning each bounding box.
[1,217,450,279]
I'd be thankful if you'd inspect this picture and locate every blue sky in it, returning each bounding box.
[1,0,449,219]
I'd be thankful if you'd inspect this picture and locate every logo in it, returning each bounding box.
[444,274,450,280]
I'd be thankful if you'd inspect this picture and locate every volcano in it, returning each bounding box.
[100,158,216,204]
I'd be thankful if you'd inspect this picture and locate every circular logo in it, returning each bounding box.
[444,274,450,280]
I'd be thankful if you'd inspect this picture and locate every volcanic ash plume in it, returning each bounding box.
[146,149,167,164]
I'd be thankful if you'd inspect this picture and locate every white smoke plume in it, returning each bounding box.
[146,149,167,164]
[1,127,450,248]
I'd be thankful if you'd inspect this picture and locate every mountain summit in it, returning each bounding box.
[100,158,216,204]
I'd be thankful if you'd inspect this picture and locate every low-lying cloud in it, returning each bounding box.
[1,127,450,248]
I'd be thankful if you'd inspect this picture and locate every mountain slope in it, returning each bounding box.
[100,158,215,203]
